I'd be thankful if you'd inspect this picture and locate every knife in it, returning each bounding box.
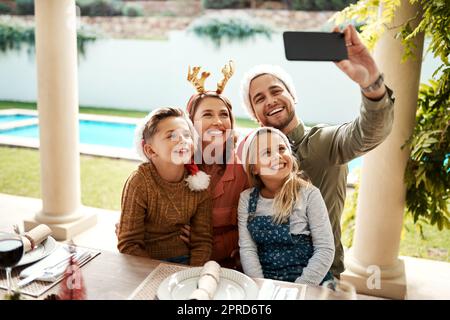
[16,251,90,288]
[17,254,73,288]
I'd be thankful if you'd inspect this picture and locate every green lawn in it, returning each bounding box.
[0,146,137,211]
[0,100,259,128]
[0,146,448,262]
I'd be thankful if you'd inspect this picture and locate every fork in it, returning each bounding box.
[17,254,75,288]
[13,224,21,235]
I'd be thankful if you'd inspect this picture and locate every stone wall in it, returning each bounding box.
[217,9,335,31]
[125,0,203,17]
[0,9,336,39]
[0,0,15,10]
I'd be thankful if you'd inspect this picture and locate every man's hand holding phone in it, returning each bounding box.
[283,25,386,100]
[332,25,386,99]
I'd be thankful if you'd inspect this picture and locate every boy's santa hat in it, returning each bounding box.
[184,162,210,192]
[134,110,210,192]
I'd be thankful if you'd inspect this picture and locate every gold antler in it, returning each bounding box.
[216,60,235,94]
[187,66,210,94]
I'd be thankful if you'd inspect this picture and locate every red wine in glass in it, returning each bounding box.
[0,234,24,296]
[0,239,24,268]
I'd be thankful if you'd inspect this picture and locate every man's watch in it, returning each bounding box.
[361,73,384,93]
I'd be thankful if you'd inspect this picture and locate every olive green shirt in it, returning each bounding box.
[287,87,395,276]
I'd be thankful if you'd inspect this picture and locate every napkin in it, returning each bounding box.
[21,224,52,253]
[257,279,299,300]
[189,260,221,300]
[19,245,91,282]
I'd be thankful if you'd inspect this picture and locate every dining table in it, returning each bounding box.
[0,247,337,300]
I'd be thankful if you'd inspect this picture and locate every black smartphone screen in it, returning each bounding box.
[283,31,348,61]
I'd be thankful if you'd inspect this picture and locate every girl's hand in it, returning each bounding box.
[180,224,191,245]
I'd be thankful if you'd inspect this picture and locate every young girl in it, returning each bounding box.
[117,107,212,266]
[238,127,334,285]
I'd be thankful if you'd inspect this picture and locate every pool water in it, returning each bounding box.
[347,157,362,173]
[0,114,36,124]
[0,119,364,171]
[0,120,135,149]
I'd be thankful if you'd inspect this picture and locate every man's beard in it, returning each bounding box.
[267,108,296,131]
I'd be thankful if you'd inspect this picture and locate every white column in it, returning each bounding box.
[341,0,424,299]
[25,0,96,240]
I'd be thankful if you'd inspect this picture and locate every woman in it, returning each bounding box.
[183,61,249,268]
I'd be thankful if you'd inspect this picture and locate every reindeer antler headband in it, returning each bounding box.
[187,60,235,94]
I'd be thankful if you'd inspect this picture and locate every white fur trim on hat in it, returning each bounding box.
[134,110,157,162]
[241,127,292,173]
[240,64,298,120]
[185,170,210,192]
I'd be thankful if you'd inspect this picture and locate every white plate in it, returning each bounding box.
[16,236,57,267]
[157,267,259,300]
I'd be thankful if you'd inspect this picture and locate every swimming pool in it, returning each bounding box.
[348,157,362,173]
[0,117,364,173]
[0,114,36,124]
[0,120,136,149]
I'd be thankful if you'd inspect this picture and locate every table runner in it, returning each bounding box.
[128,263,188,300]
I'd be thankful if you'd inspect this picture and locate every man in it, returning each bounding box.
[239,25,395,277]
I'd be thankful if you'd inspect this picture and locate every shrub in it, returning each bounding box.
[290,0,357,11]
[0,22,34,51]
[190,16,273,46]
[0,3,12,14]
[15,0,34,15]
[201,0,249,9]
[76,0,122,17]
[0,22,97,56]
[122,3,143,17]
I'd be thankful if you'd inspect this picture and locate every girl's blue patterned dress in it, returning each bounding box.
[246,188,333,283]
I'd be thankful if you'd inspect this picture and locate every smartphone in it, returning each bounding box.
[283,31,348,61]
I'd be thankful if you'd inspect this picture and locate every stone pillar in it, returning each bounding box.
[24,0,96,240]
[341,0,424,299]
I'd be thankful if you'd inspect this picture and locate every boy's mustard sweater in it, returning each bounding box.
[117,162,212,266]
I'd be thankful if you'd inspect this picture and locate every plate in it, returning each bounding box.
[157,267,259,300]
[16,236,57,267]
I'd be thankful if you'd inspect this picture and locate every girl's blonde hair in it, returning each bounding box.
[245,129,310,224]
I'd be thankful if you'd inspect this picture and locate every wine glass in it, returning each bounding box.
[319,279,357,300]
[0,226,24,296]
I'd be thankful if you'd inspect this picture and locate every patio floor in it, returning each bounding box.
[1,192,449,300]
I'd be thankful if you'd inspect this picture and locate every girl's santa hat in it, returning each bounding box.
[240,127,292,173]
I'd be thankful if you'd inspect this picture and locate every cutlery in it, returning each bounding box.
[17,256,71,288]
[13,224,21,235]
[17,252,89,288]
[271,285,280,300]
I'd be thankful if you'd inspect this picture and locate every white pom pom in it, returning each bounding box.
[185,171,210,191]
